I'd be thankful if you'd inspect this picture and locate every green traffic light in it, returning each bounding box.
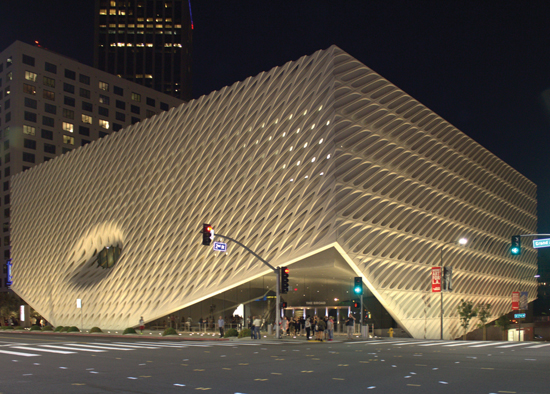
[354,287,361,294]
[511,246,520,255]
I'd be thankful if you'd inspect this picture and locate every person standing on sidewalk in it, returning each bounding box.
[327,316,334,341]
[139,316,145,334]
[218,316,225,338]
[253,316,262,339]
[345,314,355,339]
[305,316,312,339]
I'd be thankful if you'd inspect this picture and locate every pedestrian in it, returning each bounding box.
[305,316,311,339]
[253,315,262,339]
[282,316,289,336]
[139,316,145,334]
[218,316,225,337]
[345,314,356,339]
[250,316,255,339]
[327,316,334,341]
[316,317,326,341]
[289,317,295,336]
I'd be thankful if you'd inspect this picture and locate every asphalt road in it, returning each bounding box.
[0,333,549,393]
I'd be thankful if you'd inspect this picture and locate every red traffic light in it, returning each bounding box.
[283,267,289,274]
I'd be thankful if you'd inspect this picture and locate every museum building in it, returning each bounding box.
[10,46,538,339]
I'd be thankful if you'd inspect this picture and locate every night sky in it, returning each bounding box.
[2,1,550,266]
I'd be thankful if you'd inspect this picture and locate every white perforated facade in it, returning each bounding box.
[10,46,537,338]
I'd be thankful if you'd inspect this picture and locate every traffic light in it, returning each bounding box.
[443,266,453,291]
[280,267,289,294]
[353,277,363,295]
[511,235,521,255]
[202,223,213,246]
[281,302,288,309]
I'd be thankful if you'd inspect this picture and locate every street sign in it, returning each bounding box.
[431,267,441,293]
[514,313,526,319]
[213,242,227,252]
[533,238,550,248]
[512,291,520,310]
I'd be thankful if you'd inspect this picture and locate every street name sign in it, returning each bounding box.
[533,238,550,248]
[213,242,227,252]
[514,313,526,319]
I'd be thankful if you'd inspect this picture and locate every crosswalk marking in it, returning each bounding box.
[392,341,438,346]
[0,349,40,357]
[468,342,502,348]
[12,346,76,355]
[495,343,532,348]
[526,343,550,349]
[63,343,135,351]
[441,342,479,347]
[99,342,159,349]
[40,345,106,352]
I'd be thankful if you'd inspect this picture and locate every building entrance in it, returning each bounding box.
[283,306,351,333]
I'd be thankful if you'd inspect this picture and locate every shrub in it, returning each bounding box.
[90,326,102,333]
[60,326,70,332]
[54,326,64,332]
[163,327,177,336]
[68,326,80,333]
[30,325,42,331]
[224,328,238,338]
[15,326,26,330]
[42,326,53,331]
[238,328,252,338]
[1,326,14,330]
[123,327,137,335]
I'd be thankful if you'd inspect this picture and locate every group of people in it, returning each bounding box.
[279,314,356,341]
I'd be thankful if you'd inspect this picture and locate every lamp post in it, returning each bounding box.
[439,237,468,340]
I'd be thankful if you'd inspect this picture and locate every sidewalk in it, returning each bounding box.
[0,327,390,342]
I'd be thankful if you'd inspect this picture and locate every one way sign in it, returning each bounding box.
[213,242,227,252]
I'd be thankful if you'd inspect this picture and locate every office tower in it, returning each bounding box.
[94,0,193,101]
[0,40,183,291]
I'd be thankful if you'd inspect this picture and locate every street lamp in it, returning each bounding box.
[440,237,468,340]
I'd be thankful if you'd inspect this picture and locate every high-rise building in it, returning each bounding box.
[0,40,184,291]
[94,0,193,101]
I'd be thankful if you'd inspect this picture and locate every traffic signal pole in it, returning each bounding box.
[202,231,281,339]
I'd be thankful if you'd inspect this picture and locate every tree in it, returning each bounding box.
[0,291,21,325]
[476,303,492,340]
[494,315,511,341]
[457,299,477,340]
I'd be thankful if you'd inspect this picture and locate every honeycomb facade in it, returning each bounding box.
[10,46,537,338]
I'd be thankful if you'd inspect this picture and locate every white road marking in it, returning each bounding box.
[62,343,134,350]
[0,349,40,357]
[495,343,532,348]
[442,342,478,347]
[40,345,106,352]
[526,343,550,349]
[12,346,75,355]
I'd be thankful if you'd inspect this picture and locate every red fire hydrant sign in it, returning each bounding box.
[432,267,442,293]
